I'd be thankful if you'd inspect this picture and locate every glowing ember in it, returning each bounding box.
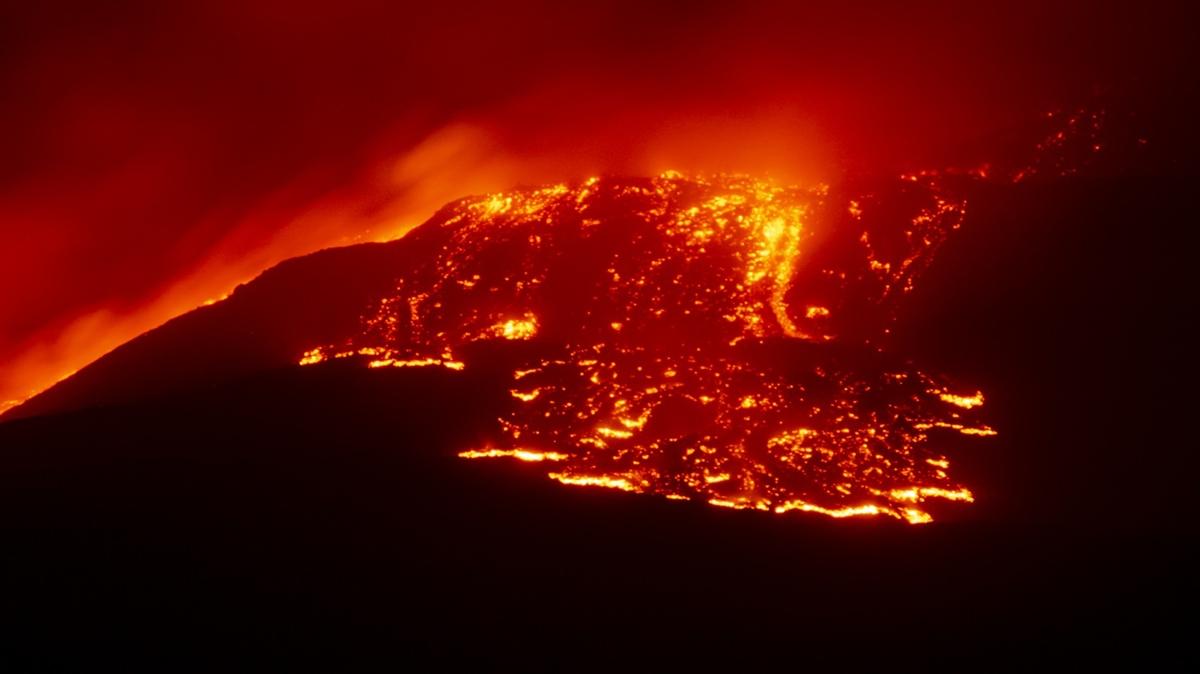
[299,172,996,523]
[457,449,567,462]
[938,390,985,409]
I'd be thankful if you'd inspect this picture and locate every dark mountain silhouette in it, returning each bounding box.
[3,239,410,422]
[0,175,1195,667]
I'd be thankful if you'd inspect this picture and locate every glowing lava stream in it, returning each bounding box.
[299,172,997,524]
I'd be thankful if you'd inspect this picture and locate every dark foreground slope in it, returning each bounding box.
[0,363,1193,668]
[1,177,1197,666]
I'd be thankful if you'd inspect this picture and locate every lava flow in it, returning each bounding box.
[297,170,996,524]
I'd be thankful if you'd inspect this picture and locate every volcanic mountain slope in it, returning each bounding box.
[5,171,1003,524]
[6,172,959,419]
[0,173,1195,666]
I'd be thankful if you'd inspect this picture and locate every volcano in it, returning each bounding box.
[8,171,995,524]
[1,165,1195,664]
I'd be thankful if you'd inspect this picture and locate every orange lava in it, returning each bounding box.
[299,172,998,523]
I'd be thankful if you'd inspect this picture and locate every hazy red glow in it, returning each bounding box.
[0,1,1189,411]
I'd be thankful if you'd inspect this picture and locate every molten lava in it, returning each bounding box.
[298,171,996,524]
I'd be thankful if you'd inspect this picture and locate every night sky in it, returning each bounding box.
[0,0,1192,407]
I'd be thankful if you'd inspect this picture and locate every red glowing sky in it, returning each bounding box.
[0,0,1191,408]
